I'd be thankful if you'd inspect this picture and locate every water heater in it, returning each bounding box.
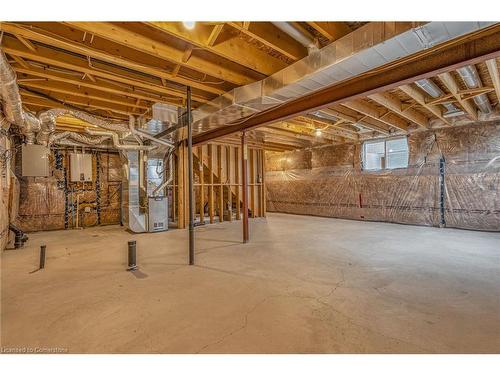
[70,153,93,182]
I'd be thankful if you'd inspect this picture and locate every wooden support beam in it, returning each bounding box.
[208,144,214,224]
[85,73,97,83]
[182,47,193,63]
[261,150,266,218]
[306,22,352,42]
[0,22,225,96]
[226,145,232,221]
[207,24,225,47]
[217,145,223,222]
[15,34,37,52]
[485,58,500,105]
[19,81,149,111]
[262,125,331,144]
[14,65,168,105]
[235,146,241,220]
[257,149,263,217]
[227,22,307,61]
[368,92,429,129]
[172,161,177,224]
[198,145,205,225]
[20,87,139,115]
[295,116,359,140]
[1,36,210,104]
[323,107,391,135]
[341,99,409,131]
[64,22,254,85]
[399,84,451,125]
[147,22,285,76]
[249,148,256,218]
[193,24,500,144]
[438,71,478,120]
[9,54,30,69]
[20,93,132,118]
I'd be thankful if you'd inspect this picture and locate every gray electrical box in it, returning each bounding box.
[22,144,50,177]
[70,153,93,182]
[148,196,168,232]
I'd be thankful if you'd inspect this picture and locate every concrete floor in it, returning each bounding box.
[1,213,499,353]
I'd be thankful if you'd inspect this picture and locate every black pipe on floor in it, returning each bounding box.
[39,245,46,269]
[127,240,137,271]
[9,224,28,249]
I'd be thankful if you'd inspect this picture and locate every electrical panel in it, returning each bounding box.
[22,144,50,177]
[70,153,93,182]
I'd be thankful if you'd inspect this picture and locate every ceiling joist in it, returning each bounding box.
[64,22,255,86]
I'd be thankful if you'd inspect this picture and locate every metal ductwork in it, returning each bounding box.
[190,22,495,137]
[37,110,58,145]
[456,65,493,114]
[49,131,111,146]
[152,148,174,197]
[0,49,41,142]
[128,115,174,148]
[86,129,156,151]
[272,22,318,53]
[0,49,24,126]
[121,150,148,233]
[1,49,130,144]
[0,111,9,131]
[415,79,465,118]
[36,108,130,146]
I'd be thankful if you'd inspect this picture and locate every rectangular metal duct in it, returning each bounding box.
[121,150,148,233]
[191,22,496,134]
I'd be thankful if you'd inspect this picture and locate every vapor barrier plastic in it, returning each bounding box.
[265,121,500,231]
[16,152,123,232]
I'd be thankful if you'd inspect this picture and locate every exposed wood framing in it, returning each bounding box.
[399,84,452,126]
[227,22,307,61]
[438,72,478,120]
[0,22,225,96]
[208,144,215,224]
[198,145,204,224]
[234,146,241,220]
[485,58,500,104]
[147,22,284,75]
[306,22,352,42]
[225,145,232,221]
[193,24,500,144]
[341,99,409,131]
[367,92,428,129]
[64,22,255,85]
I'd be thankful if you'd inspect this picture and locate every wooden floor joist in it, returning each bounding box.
[193,24,500,144]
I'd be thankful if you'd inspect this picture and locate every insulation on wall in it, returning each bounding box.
[265,121,500,231]
[0,134,13,250]
[16,149,123,232]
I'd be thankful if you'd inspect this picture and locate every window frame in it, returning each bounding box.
[362,136,409,171]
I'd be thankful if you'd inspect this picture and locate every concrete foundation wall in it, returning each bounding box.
[265,121,500,231]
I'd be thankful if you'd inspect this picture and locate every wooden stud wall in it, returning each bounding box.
[172,142,265,228]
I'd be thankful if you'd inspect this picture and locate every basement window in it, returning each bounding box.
[362,137,409,170]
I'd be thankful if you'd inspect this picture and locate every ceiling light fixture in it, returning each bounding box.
[314,128,322,137]
[182,21,196,30]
